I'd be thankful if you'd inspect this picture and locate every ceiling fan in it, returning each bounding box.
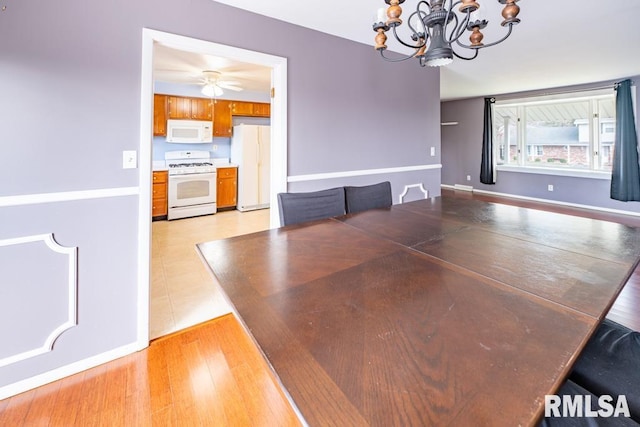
[200,70,243,97]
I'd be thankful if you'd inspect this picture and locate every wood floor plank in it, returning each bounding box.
[0,389,35,426]
[123,352,152,426]
[46,371,86,426]
[74,364,108,426]
[21,380,62,426]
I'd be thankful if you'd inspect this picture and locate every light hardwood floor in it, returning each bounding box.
[150,209,271,339]
[1,192,639,426]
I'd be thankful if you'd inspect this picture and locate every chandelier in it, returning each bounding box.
[373,0,521,67]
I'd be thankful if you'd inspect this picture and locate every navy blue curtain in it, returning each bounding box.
[611,79,640,201]
[480,97,496,184]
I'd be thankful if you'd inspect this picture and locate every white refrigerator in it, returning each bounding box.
[230,124,271,211]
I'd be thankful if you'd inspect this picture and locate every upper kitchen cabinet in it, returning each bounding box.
[213,100,233,137]
[153,94,167,136]
[231,101,271,118]
[231,101,253,116]
[167,96,212,120]
[252,102,271,117]
[190,97,214,120]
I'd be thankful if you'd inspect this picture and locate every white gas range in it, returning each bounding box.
[165,150,217,220]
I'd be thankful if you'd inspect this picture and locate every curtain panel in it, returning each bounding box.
[480,97,496,184]
[610,79,640,201]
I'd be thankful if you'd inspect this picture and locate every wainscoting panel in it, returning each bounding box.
[0,194,139,398]
[399,183,429,203]
[0,234,77,367]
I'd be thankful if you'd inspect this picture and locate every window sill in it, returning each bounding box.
[496,165,612,180]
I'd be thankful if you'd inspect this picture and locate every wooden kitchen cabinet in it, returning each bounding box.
[190,97,213,120]
[153,94,168,136]
[231,101,271,118]
[252,102,271,117]
[216,167,237,210]
[230,101,254,116]
[167,96,212,120]
[167,96,191,119]
[152,171,168,219]
[213,100,233,137]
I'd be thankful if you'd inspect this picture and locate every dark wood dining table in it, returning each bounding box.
[196,195,640,426]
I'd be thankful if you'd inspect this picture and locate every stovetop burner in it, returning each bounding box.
[164,150,217,175]
[169,162,214,168]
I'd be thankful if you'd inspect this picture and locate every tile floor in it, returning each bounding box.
[150,208,271,339]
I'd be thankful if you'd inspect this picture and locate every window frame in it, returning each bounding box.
[492,89,617,180]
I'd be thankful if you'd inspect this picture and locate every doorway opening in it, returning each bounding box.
[137,29,288,346]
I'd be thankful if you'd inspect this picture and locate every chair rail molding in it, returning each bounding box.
[0,233,78,367]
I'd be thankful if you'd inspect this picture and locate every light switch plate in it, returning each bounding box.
[122,150,137,169]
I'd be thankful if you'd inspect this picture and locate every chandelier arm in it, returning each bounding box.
[448,10,472,44]
[416,1,432,14]
[407,10,428,37]
[455,24,514,50]
[379,49,424,63]
[451,47,479,61]
[390,23,428,50]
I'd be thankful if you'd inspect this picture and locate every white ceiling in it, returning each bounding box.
[206,0,640,100]
[153,44,272,93]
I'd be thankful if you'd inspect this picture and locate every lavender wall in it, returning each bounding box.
[0,0,440,396]
[441,77,640,214]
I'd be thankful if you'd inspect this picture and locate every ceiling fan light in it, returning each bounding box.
[202,84,224,97]
[201,84,215,97]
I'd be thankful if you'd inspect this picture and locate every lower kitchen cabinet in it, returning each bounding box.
[217,167,237,210]
[152,171,168,219]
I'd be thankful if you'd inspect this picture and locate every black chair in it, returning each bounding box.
[344,181,392,214]
[277,187,346,226]
[569,319,640,422]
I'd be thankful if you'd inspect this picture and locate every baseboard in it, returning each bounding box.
[0,341,141,401]
[453,184,473,192]
[442,185,640,218]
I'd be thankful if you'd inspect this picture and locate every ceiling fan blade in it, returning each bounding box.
[218,82,243,91]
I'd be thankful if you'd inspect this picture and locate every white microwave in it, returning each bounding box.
[166,119,213,143]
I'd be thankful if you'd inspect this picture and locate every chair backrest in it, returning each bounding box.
[344,181,393,214]
[277,187,346,226]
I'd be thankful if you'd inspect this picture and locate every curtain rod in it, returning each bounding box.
[496,80,635,100]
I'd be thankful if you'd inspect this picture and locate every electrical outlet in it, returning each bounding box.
[466,175,471,181]
[548,184,554,192]
[212,144,218,152]
[122,150,137,169]
[430,147,436,156]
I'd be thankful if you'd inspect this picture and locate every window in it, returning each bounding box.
[493,90,616,172]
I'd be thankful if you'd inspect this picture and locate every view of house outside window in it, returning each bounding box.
[493,91,616,172]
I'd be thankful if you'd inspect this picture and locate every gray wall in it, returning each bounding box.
[441,77,640,214]
[0,0,440,395]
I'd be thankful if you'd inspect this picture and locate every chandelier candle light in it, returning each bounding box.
[373,0,521,67]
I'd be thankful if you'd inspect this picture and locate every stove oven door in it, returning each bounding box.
[168,172,217,209]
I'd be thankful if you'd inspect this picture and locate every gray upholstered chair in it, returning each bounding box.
[344,181,392,214]
[277,187,346,226]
